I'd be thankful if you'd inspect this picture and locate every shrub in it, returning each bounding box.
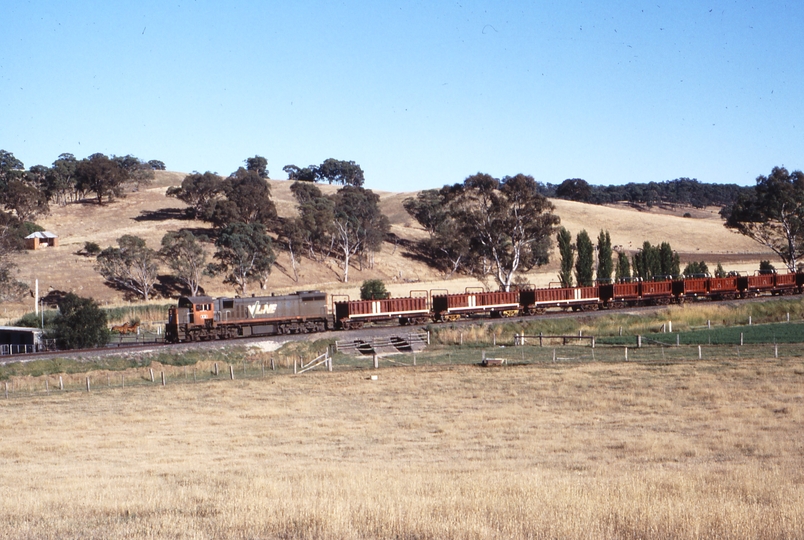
[83,241,102,256]
[360,279,390,300]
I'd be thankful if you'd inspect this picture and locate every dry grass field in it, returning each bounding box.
[3,171,772,321]
[1,358,802,539]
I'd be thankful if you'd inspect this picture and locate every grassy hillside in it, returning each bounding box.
[2,171,772,320]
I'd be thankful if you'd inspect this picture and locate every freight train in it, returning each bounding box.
[164,271,804,343]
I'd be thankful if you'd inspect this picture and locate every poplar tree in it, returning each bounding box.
[557,227,574,287]
[575,230,594,287]
[596,230,613,282]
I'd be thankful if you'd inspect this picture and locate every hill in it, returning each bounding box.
[2,171,772,320]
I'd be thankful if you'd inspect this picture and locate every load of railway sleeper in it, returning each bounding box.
[165,271,804,343]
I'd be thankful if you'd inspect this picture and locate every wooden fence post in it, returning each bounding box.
[214,363,219,376]
[5,381,8,399]
[229,365,235,380]
[59,376,63,391]
[271,358,275,371]
[698,345,702,360]
[149,368,155,382]
[373,354,379,369]
[740,333,744,346]
[86,377,91,393]
[161,371,166,386]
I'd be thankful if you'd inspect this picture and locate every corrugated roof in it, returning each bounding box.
[24,231,58,239]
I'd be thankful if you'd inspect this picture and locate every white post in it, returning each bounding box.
[59,376,63,390]
[668,321,672,333]
[161,371,166,386]
[624,347,628,361]
[707,320,711,330]
[229,365,234,380]
[775,344,778,358]
[698,345,702,360]
[552,349,556,362]
[676,334,680,347]
[34,279,39,315]
[749,316,752,326]
[740,333,744,346]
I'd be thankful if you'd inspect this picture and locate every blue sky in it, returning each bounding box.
[2,1,802,191]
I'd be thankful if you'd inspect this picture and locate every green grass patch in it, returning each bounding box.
[0,356,152,380]
[598,321,804,346]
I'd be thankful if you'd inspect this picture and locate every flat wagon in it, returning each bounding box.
[335,296,430,329]
[520,285,599,313]
[432,291,520,321]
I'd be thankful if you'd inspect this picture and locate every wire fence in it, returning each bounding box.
[3,339,803,401]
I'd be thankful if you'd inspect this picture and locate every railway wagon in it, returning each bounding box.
[166,291,329,342]
[639,279,674,304]
[334,296,429,329]
[598,282,640,308]
[707,276,739,300]
[432,291,520,321]
[773,272,799,294]
[520,285,599,313]
[672,277,709,300]
[737,273,778,297]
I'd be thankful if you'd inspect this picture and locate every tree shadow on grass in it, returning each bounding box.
[133,208,192,222]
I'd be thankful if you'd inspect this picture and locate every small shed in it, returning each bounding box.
[25,231,59,250]
[0,326,44,355]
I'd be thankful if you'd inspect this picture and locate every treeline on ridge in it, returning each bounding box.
[545,177,750,208]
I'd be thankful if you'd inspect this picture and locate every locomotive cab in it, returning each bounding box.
[176,296,215,326]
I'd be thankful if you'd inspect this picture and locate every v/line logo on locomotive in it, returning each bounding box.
[247,301,278,317]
